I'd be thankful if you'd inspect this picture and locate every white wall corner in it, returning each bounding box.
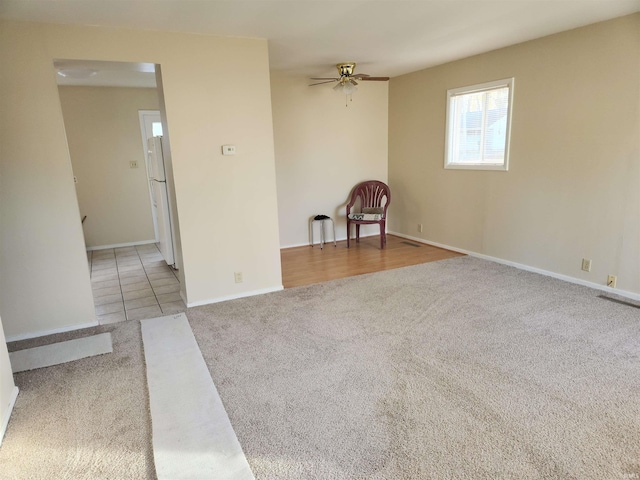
[281,232,383,250]
[389,231,640,303]
[86,239,157,251]
[186,285,284,308]
[0,386,19,447]
[5,320,99,343]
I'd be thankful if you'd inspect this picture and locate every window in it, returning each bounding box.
[152,121,163,137]
[444,78,514,171]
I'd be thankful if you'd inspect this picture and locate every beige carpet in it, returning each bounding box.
[1,256,639,479]
[187,257,640,479]
[1,323,154,480]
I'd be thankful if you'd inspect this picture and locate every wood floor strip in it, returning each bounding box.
[280,234,464,288]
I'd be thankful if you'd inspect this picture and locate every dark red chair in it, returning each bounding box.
[346,180,391,249]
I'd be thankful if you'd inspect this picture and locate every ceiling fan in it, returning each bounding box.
[309,62,389,95]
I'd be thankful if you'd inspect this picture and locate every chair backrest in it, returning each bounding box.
[346,180,390,216]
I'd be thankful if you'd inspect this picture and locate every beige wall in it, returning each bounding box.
[271,74,389,247]
[0,20,282,337]
[389,14,640,295]
[0,21,97,339]
[0,316,18,445]
[58,86,159,248]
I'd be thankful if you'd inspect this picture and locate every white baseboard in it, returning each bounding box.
[186,285,284,308]
[0,386,19,447]
[280,232,379,250]
[180,290,188,306]
[390,231,640,303]
[6,320,100,343]
[87,239,157,251]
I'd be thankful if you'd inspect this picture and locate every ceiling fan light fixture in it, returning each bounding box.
[343,81,357,95]
[333,80,357,95]
[57,68,98,79]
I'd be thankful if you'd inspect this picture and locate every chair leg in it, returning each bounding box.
[332,218,336,247]
[347,221,350,248]
[356,224,360,243]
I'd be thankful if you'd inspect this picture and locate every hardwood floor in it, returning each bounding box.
[281,234,464,288]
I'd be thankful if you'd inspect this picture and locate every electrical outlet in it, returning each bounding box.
[581,258,592,272]
[234,272,243,283]
[607,275,617,288]
[130,161,138,169]
[73,176,78,184]
[418,224,423,233]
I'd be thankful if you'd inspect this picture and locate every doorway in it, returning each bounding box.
[55,59,184,323]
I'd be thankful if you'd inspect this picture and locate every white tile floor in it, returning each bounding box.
[88,243,186,325]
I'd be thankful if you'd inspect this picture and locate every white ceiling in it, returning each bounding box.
[54,60,157,87]
[2,0,639,80]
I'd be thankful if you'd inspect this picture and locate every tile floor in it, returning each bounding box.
[88,243,186,325]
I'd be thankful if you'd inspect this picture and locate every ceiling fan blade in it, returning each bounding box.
[352,73,370,78]
[359,76,390,81]
[309,80,338,86]
[310,77,339,80]
[349,79,358,86]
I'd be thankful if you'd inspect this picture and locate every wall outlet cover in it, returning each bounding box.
[222,145,237,156]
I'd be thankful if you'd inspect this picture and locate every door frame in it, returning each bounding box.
[138,110,161,242]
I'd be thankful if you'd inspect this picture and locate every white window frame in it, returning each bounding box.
[444,77,514,171]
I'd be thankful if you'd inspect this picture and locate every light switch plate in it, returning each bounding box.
[222,145,236,156]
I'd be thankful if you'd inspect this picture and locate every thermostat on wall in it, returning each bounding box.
[222,145,236,155]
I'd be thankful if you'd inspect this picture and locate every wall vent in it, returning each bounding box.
[401,241,420,248]
[597,295,640,310]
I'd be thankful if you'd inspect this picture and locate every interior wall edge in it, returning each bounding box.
[389,231,640,303]
[0,386,19,447]
[4,320,100,343]
[86,239,157,251]
[281,232,383,250]
[185,285,284,308]
[0,314,18,447]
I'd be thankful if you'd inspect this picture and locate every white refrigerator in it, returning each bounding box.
[147,136,175,267]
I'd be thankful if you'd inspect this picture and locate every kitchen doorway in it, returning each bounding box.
[54,59,184,323]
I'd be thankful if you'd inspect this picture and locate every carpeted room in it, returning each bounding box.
[1,258,640,478]
[1,2,640,479]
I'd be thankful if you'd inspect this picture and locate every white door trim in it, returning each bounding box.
[138,110,161,242]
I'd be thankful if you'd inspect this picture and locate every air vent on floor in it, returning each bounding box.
[597,295,640,309]
[401,241,420,247]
